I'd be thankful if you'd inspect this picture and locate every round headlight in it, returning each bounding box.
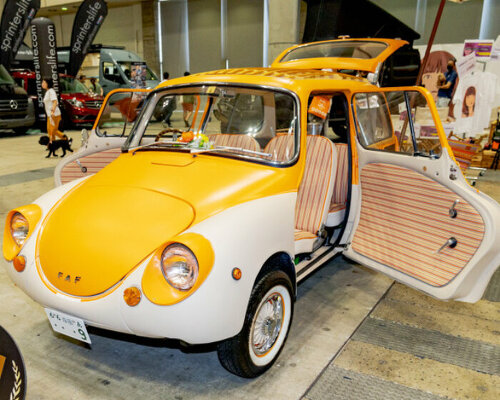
[10,212,29,246]
[161,244,198,291]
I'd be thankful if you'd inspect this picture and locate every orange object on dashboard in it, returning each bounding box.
[179,131,194,143]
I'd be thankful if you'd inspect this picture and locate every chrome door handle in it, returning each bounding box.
[449,200,459,218]
[436,237,457,254]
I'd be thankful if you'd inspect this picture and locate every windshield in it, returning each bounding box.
[281,41,388,62]
[125,85,298,165]
[117,62,158,81]
[0,65,15,85]
[60,77,89,94]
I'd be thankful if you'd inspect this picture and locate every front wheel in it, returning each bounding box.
[217,270,294,378]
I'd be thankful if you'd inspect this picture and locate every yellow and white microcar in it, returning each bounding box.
[4,39,500,378]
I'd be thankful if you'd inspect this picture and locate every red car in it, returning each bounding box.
[12,71,104,129]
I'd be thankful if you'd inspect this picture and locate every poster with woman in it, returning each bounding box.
[462,86,476,118]
[420,50,459,118]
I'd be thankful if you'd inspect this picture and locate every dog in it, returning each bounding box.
[39,135,74,158]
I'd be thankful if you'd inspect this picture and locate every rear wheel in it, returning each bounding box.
[217,270,293,378]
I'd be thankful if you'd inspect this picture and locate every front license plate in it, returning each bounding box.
[45,308,91,344]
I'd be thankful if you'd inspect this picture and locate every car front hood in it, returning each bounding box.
[38,185,195,297]
[37,150,298,297]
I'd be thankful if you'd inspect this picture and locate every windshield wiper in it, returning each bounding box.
[131,141,188,155]
[192,145,271,158]
[131,142,272,159]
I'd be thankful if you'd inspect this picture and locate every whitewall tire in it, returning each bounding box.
[217,270,294,378]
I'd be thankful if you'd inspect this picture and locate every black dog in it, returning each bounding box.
[39,135,74,158]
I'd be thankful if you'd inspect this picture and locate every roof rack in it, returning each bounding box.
[57,44,126,51]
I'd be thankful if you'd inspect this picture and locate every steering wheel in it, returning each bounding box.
[155,128,183,142]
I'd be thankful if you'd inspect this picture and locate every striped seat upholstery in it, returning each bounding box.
[264,134,294,162]
[326,143,349,227]
[294,135,337,254]
[60,148,122,185]
[208,134,261,152]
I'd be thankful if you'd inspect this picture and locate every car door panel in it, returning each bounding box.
[55,89,150,186]
[344,86,500,302]
[351,162,484,287]
[59,147,122,185]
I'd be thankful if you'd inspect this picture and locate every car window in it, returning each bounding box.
[0,65,15,85]
[60,77,89,94]
[353,90,442,158]
[97,91,148,137]
[281,41,388,63]
[126,86,299,165]
[103,62,124,84]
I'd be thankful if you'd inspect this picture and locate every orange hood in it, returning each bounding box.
[38,151,299,296]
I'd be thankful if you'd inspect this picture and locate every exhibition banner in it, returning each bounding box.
[0,0,40,68]
[463,40,494,59]
[30,17,60,112]
[68,0,108,77]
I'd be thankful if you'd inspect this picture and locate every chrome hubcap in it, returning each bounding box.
[252,293,283,356]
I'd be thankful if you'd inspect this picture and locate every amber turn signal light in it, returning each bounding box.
[123,287,141,307]
[13,256,26,272]
[232,268,242,280]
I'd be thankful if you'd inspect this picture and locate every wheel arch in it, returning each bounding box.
[254,251,296,298]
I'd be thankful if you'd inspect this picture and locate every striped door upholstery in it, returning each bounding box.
[264,135,295,162]
[351,163,485,287]
[60,148,122,185]
[208,134,261,152]
[294,136,337,254]
[326,143,349,226]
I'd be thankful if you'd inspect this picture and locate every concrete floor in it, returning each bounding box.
[0,130,499,399]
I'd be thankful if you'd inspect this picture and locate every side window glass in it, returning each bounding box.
[408,91,442,157]
[103,62,124,84]
[354,91,442,158]
[354,92,404,153]
[97,91,148,137]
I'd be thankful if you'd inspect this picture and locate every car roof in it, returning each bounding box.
[157,67,375,95]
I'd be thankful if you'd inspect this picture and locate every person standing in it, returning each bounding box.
[42,78,65,144]
[89,77,104,96]
[436,58,458,107]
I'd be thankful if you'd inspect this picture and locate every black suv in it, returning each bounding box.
[0,64,35,134]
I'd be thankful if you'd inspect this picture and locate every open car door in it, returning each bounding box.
[54,88,150,186]
[343,86,500,302]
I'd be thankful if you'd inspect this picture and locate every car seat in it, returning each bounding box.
[294,135,337,254]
